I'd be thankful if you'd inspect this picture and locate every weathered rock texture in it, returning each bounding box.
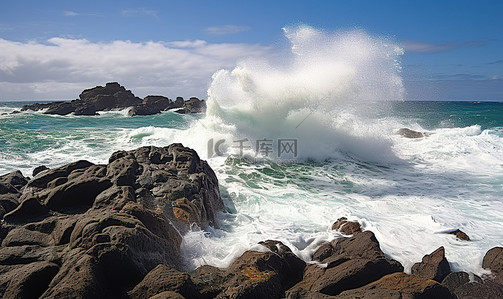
[411,246,451,282]
[0,144,224,298]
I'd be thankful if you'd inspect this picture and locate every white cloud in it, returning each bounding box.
[0,37,271,101]
[402,40,486,53]
[121,8,159,18]
[62,10,79,17]
[205,25,250,35]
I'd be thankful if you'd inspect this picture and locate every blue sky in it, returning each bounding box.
[0,0,502,101]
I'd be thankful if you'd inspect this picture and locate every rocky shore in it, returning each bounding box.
[20,82,206,116]
[0,144,502,298]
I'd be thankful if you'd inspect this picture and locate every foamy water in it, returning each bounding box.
[1,26,502,277]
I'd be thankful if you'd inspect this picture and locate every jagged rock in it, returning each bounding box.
[453,230,470,241]
[143,96,173,111]
[483,246,503,284]
[175,97,207,114]
[191,265,236,298]
[0,170,28,190]
[22,82,142,116]
[397,128,425,138]
[297,231,403,296]
[0,144,224,298]
[411,246,451,282]
[336,272,455,298]
[128,264,201,299]
[22,82,202,116]
[331,217,362,235]
[78,82,141,110]
[227,240,306,296]
[190,240,306,299]
[32,166,49,177]
[438,271,503,298]
[0,171,27,219]
[313,231,390,263]
[44,101,76,115]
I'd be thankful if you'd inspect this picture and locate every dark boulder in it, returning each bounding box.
[143,95,173,111]
[0,144,224,298]
[438,271,503,298]
[297,231,403,296]
[0,170,28,218]
[331,217,362,235]
[44,101,76,115]
[78,82,142,110]
[411,246,451,282]
[128,264,201,299]
[447,229,471,241]
[397,128,425,138]
[21,82,204,116]
[191,265,236,298]
[175,97,207,114]
[483,246,503,284]
[32,165,49,177]
[336,272,455,298]
[128,104,161,116]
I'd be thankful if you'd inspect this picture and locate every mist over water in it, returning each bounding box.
[202,25,405,163]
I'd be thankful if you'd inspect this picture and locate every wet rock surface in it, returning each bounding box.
[0,144,223,298]
[1,156,502,298]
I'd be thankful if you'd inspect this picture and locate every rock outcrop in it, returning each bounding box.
[331,217,362,235]
[411,246,451,282]
[288,231,404,297]
[0,144,224,298]
[174,97,207,114]
[21,83,205,116]
[396,127,427,138]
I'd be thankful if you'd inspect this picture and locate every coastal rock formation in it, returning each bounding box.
[22,82,142,116]
[174,97,207,114]
[483,247,503,283]
[396,127,426,138]
[127,95,184,116]
[411,246,451,282]
[289,231,404,297]
[0,144,224,298]
[336,272,455,298]
[21,82,205,116]
[2,154,503,298]
[331,217,362,235]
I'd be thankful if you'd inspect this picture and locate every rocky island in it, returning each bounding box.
[0,144,502,298]
[20,82,206,116]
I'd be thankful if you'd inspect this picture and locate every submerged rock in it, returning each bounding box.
[0,144,224,298]
[447,229,471,241]
[396,127,426,138]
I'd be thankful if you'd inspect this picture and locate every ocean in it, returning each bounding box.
[1,27,502,276]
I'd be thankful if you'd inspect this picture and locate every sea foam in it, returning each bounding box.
[199,25,405,163]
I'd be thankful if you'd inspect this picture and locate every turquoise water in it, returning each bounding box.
[1,100,503,275]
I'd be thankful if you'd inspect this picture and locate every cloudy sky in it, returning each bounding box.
[0,0,502,101]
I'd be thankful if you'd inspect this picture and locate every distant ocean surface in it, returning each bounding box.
[1,100,502,275]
